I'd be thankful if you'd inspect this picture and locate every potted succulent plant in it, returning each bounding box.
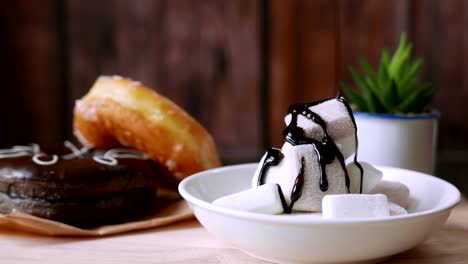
[341,33,439,174]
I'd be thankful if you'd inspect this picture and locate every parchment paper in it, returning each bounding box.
[0,191,194,236]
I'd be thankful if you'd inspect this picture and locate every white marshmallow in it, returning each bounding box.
[322,194,390,219]
[284,99,357,159]
[389,202,408,216]
[252,142,349,212]
[337,136,356,160]
[371,180,410,208]
[251,144,300,198]
[347,162,383,194]
[212,183,284,214]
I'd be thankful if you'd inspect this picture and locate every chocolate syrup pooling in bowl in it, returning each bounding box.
[257,96,364,213]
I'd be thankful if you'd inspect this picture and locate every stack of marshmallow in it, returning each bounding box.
[213,98,410,218]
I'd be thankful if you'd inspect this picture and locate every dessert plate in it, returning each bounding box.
[179,164,460,264]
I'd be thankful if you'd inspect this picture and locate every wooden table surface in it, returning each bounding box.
[1,200,468,264]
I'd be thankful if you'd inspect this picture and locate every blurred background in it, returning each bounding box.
[0,0,467,192]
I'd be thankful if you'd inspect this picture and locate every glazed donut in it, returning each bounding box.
[73,76,221,181]
[0,142,167,228]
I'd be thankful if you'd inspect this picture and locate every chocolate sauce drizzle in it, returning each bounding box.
[336,95,364,193]
[282,103,350,192]
[257,148,284,186]
[275,157,305,214]
[256,97,364,213]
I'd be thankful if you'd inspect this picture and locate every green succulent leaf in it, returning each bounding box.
[349,67,385,113]
[395,44,413,95]
[340,82,368,112]
[399,58,423,98]
[360,57,386,105]
[377,48,390,88]
[365,89,386,113]
[340,32,433,114]
[350,67,369,93]
[383,79,399,113]
[389,33,408,79]
[396,84,434,113]
[359,56,379,88]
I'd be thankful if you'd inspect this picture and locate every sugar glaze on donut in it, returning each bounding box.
[0,141,149,166]
[73,76,222,181]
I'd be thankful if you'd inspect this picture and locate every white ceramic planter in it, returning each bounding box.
[354,112,439,174]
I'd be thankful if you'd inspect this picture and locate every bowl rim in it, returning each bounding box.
[179,163,461,225]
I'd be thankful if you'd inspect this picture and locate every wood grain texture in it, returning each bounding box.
[268,0,338,147]
[1,0,468,165]
[337,0,408,88]
[0,200,467,263]
[416,0,468,150]
[67,0,262,163]
[408,0,435,83]
[0,0,63,147]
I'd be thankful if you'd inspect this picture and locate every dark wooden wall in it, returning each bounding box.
[269,0,468,151]
[0,0,262,163]
[1,1,468,186]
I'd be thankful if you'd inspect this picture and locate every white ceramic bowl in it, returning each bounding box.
[179,164,460,264]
